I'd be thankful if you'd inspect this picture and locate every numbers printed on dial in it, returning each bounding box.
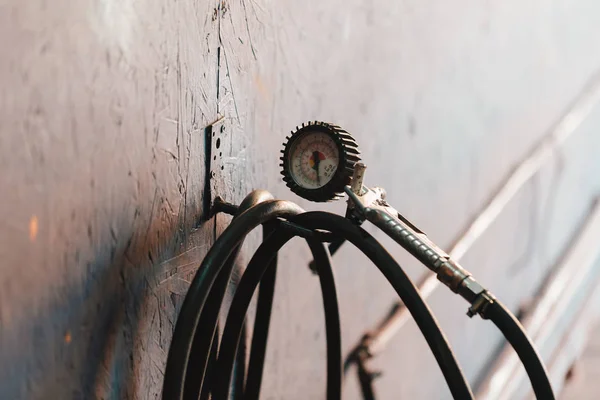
[323,163,335,177]
[288,131,340,190]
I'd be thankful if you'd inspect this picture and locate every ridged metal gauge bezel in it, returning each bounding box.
[280,121,361,202]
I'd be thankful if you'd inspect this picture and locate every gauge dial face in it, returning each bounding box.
[281,121,360,202]
[288,131,340,190]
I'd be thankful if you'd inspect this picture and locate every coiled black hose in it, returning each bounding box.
[242,234,342,400]
[290,212,474,400]
[204,211,473,399]
[163,200,305,400]
[164,205,472,399]
[212,230,295,400]
[243,222,280,400]
[196,191,276,400]
[485,300,555,399]
[213,228,342,400]
[164,200,552,400]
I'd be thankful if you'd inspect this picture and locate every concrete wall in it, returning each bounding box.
[1,0,600,399]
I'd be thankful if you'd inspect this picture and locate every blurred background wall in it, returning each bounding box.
[2,0,600,399]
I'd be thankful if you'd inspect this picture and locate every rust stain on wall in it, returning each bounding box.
[29,216,38,242]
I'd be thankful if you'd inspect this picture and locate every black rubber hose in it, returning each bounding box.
[162,200,305,400]
[186,263,236,399]
[232,192,275,400]
[306,238,342,400]
[243,259,277,400]
[186,191,275,400]
[485,300,555,399]
[199,323,219,400]
[232,323,248,399]
[213,230,293,400]
[292,212,474,400]
[243,221,279,400]
[213,228,342,400]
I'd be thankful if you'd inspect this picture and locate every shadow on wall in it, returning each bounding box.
[2,202,217,400]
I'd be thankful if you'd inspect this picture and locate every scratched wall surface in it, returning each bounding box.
[2,0,600,399]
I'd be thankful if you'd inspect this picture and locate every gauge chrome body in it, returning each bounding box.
[280,121,361,202]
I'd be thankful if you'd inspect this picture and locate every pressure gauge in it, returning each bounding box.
[280,121,361,202]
